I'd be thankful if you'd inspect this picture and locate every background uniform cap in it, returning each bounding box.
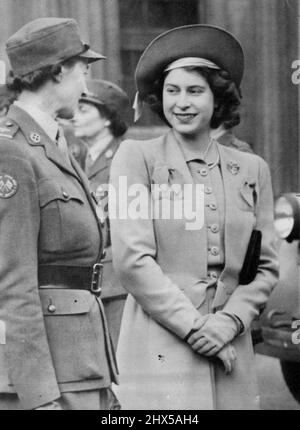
[6,17,105,76]
[135,24,244,101]
[80,79,130,117]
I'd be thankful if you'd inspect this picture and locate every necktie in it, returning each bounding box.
[56,126,72,167]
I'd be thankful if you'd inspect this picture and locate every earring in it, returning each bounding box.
[104,120,111,127]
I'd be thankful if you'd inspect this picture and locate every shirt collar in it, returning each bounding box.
[87,135,114,163]
[14,100,58,141]
[178,137,219,165]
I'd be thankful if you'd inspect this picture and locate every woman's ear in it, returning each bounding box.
[51,64,63,83]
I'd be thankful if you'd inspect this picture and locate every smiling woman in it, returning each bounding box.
[109,24,279,410]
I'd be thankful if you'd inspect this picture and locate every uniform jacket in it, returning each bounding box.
[73,137,126,301]
[0,105,117,410]
[109,130,279,409]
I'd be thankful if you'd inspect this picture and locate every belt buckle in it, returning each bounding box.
[91,263,103,295]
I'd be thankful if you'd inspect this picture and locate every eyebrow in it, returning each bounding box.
[164,83,207,89]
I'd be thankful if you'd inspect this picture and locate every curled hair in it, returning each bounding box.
[145,66,242,129]
[96,104,128,138]
[7,57,79,93]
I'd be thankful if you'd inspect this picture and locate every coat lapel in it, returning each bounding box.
[162,130,208,280]
[213,144,254,308]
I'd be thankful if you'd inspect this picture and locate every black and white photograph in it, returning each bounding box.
[0,0,299,412]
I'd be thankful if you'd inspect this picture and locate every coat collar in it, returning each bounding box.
[162,130,194,184]
[7,104,79,180]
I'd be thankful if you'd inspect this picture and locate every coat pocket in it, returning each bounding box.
[39,289,106,383]
[236,179,257,212]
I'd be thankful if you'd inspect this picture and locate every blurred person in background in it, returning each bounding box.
[72,79,130,349]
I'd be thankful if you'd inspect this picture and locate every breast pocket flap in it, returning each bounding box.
[38,178,84,207]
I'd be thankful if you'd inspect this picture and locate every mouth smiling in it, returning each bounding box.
[173,113,197,122]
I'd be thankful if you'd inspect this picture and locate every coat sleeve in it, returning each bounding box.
[222,157,279,331]
[0,144,60,409]
[109,140,202,339]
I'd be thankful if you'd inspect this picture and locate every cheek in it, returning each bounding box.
[162,95,173,116]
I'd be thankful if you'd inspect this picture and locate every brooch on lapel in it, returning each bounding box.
[227,161,240,175]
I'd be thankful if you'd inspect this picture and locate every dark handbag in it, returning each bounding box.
[239,229,262,285]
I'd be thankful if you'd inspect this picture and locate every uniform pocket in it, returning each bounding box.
[38,178,85,252]
[39,289,105,383]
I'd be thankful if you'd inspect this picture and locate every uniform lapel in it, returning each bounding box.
[87,138,120,180]
[8,105,79,180]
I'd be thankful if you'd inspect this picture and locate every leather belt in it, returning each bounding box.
[38,264,103,296]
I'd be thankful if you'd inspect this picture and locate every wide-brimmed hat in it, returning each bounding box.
[135,24,244,103]
[80,79,130,117]
[6,17,105,76]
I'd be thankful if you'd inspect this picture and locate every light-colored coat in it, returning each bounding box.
[109,130,279,410]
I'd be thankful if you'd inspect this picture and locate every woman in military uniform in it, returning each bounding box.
[72,79,130,349]
[0,17,118,410]
[109,25,279,409]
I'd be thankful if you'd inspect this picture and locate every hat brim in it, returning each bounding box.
[135,24,244,101]
[78,45,106,63]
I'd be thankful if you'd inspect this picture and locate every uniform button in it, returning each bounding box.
[200,168,208,177]
[101,249,107,259]
[210,223,219,233]
[210,246,219,256]
[209,203,218,210]
[47,304,56,313]
[62,191,69,198]
[205,186,212,194]
[5,121,13,127]
[208,271,218,279]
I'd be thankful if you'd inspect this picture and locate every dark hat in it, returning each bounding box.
[135,24,244,102]
[6,17,105,76]
[80,79,130,117]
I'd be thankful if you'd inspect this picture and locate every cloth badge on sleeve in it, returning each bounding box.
[0,174,18,198]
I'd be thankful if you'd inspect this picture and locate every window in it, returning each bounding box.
[120,0,200,125]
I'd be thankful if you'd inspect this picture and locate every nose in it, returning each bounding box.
[82,81,88,96]
[175,91,191,110]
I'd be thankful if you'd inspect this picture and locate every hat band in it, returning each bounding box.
[164,57,220,73]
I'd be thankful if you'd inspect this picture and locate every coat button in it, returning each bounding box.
[210,246,219,256]
[205,186,212,194]
[210,223,219,233]
[47,304,56,313]
[209,203,217,210]
[5,121,13,127]
[62,190,69,198]
[101,249,106,259]
[200,168,208,177]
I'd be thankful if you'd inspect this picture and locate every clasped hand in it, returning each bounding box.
[187,312,239,374]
